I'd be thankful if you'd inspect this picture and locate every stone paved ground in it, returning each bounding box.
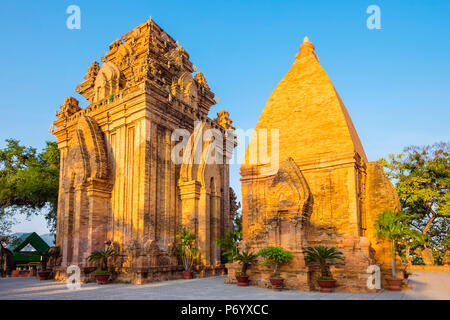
[0,271,448,300]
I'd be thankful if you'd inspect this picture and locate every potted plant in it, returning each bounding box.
[443,248,450,265]
[11,269,19,277]
[37,251,52,280]
[87,246,118,285]
[234,250,257,286]
[176,227,198,279]
[374,210,409,291]
[303,246,344,293]
[257,246,294,291]
[403,270,412,280]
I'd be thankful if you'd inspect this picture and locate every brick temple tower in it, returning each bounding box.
[52,18,235,283]
[226,37,399,292]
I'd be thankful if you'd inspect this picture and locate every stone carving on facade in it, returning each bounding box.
[176,43,189,59]
[143,240,160,266]
[92,61,123,103]
[215,111,235,130]
[267,158,313,223]
[56,97,81,120]
[195,72,210,90]
[86,61,100,81]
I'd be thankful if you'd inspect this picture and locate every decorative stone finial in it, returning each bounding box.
[56,97,81,119]
[296,36,319,61]
[195,72,209,89]
[215,111,235,130]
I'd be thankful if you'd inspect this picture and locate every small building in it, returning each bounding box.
[0,244,13,277]
[6,232,50,271]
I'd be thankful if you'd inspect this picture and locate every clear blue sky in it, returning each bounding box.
[1,0,449,234]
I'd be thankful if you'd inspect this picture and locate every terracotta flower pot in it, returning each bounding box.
[236,275,249,287]
[38,270,51,280]
[183,271,193,279]
[386,278,403,291]
[95,274,110,285]
[269,278,284,292]
[19,270,30,277]
[317,279,337,293]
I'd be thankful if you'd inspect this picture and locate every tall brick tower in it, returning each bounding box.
[226,37,399,292]
[52,18,235,283]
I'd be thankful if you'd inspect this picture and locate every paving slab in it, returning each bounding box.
[0,271,448,300]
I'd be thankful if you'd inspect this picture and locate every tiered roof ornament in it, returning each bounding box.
[55,17,221,124]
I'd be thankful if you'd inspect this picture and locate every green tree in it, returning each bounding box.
[215,229,241,263]
[176,227,198,272]
[229,187,241,223]
[374,211,411,278]
[380,142,449,264]
[215,187,242,263]
[0,211,17,246]
[0,139,60,233]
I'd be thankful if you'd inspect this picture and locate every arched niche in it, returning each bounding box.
[92,61,124,103]
[265,158,313,248]
[59,116,112,267]
[178,123,223,265]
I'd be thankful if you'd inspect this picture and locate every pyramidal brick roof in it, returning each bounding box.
[244,37,367,168]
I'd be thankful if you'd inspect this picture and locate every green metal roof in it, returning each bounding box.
[13,253,42,263]
[6,232,50,254]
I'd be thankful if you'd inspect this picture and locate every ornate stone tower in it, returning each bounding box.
[52,18,235,283]
[226,37,399,292]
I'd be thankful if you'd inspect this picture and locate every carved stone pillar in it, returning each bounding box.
[211,193,222,265]
[179,180,202,231]
[179,180,203,261]
[86,178,113,262]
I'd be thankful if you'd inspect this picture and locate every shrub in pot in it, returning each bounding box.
[37,269,51,280]
[234,250,257,286]
[176,227,198,279]
[403,270,412,280]
[374,211,410,291]
[303,246,344,293]
[257,246,293,291]
[88,246,118,285]
[37,251,53,280]
[93,269,112,285]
